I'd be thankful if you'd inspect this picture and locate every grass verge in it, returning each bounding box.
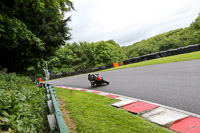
[103,51,200,71]
[56,87,172,133]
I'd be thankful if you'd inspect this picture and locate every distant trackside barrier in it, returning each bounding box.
[49,43,200,80]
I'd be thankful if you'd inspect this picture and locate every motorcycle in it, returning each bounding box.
[88,74,109,87]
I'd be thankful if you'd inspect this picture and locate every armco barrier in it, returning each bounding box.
[165,49,176,56]
[188,44,200,52]
[129,57,139,63]
[40,83,69,133]
[123,59,131,65]
[106,63,113,69]
[178,47,188,54]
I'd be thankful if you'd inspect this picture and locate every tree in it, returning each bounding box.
[0,7,45,74]
[47,40,127,74]
[94,41,127,66]
[0,0,74,75]
[79,42,96,68]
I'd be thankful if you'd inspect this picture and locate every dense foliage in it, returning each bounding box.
[124,14,200,58]
[0,71,48,132]
[48,40,128,74]
[0,0,73,75]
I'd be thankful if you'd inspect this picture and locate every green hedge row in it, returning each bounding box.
[0,71,48,132]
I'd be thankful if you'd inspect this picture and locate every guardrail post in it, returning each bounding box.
[40,83,69,133]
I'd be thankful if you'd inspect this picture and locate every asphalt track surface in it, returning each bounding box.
[45,59,200,115]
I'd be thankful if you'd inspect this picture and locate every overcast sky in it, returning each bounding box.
[66,0,200,46]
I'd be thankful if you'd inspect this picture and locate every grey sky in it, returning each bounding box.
[66,0,200,46]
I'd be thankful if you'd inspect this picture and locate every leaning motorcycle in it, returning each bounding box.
[88,74,109,87]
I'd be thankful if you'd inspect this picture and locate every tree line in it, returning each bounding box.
[123,14,200,58]
[48,40,127,74]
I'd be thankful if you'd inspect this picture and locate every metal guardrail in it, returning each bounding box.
[40,83,69,133]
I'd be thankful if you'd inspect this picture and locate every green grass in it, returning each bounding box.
[103,51,200,71]
[56,87,172,133]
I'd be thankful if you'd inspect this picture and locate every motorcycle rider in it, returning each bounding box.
[88,73,109,87]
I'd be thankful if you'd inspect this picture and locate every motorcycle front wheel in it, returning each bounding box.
[102,80,109,85]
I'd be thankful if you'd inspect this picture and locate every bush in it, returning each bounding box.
[0,71,48,132]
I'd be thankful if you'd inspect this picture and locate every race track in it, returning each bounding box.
[44,59,200,115]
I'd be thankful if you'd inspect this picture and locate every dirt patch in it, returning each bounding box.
[58,99,77,133]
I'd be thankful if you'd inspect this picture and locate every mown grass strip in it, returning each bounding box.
[103,51,200,71]
[56,87,172,133]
